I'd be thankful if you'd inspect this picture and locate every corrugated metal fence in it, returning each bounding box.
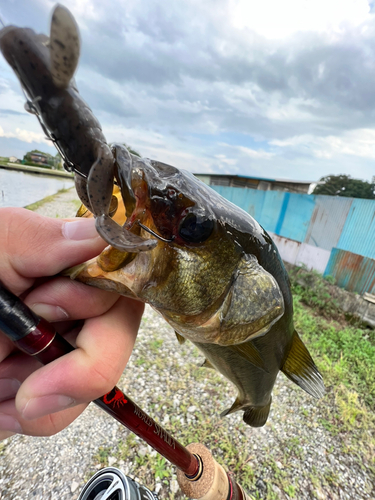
[211,186,375,295]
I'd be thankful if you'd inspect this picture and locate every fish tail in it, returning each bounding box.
[281,329,325,399]
[242,400,272,428]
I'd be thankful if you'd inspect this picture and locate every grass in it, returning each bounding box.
[290,268,375,469]
[290,268,375,409]
[92,266,375,499]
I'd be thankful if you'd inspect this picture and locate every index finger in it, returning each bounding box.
[0,207,106,295]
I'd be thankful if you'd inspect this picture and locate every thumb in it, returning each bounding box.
[0,208,107,294]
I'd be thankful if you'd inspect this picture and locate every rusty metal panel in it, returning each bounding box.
[337,199,375,259]
[324,248,375,295]
[304,196,352,250]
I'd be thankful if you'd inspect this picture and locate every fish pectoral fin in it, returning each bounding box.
[50,5,80,88]
[242,400,272,428]
[200,358,215,369]
[281,330,325,399]
[175,332,186,345]
[229,342,267,371]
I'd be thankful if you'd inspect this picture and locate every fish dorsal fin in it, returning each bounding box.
[175,332,186,345]
[201,358,214,369]
[229,341,266,371]
[281,330,325,398]
[50,5,80,88]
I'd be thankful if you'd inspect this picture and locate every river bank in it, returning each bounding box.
[0,163,73,179]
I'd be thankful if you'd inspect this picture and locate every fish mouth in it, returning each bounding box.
[112,146,181,251]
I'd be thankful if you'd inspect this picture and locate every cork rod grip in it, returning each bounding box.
[176,443,250,500]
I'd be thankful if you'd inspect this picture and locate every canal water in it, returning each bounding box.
[0,169,74,208]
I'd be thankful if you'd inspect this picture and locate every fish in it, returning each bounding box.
[0,5,325,427]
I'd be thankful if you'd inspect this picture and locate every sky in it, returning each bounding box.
[1,0,375,182]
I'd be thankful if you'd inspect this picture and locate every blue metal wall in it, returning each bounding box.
[336,199,375,260]
[211,186,374,259]
[210,185,375,294]
[276,193,316,243]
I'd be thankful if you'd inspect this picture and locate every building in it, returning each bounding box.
[194,174,313,194]
[9,156,19,163]
[29,152,50,166]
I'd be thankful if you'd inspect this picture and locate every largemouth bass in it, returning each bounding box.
[0,5,324,427]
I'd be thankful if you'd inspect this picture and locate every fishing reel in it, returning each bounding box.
[78,467,158,500]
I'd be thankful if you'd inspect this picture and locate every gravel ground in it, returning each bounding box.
[0,189,374,499]
[29,187,81,218]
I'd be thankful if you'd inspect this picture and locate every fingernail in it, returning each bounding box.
[0,414,22,433]
[21,395,75,420]
[30,304,69,322]
[0,378,21,402]
[62,218,98,240]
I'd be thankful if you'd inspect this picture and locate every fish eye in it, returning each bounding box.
[178,213,214,243]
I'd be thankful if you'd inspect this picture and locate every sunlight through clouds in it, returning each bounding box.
[230,0,371,38]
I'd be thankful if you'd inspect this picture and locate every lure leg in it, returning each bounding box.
[87,145,157,252]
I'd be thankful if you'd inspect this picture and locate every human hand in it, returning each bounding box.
[0,207,143,440]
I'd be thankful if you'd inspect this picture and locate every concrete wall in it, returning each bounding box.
[269,233,331,274]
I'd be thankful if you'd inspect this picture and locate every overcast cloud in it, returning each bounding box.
[1,0,375,182]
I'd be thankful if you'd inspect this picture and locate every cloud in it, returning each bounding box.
[0,109,27,116]
[231,0,370,38]
[1,0,375,183]
[271,129,375,160]
[0,126,48,144]
[220,143,275,159]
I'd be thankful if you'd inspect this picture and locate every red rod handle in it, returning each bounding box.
[1,288,199,476]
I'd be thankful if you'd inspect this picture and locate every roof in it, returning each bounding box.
[194,173,314,185]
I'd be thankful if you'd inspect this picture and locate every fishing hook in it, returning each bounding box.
[138,222,175,243]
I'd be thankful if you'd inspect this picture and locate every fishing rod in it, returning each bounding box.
[0,280,249,500]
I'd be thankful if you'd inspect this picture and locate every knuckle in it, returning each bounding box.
[89,360,121,396]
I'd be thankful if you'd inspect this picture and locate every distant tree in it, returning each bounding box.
[313,175,375,200]
[121,143,141,157]
[54,152,63,169]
